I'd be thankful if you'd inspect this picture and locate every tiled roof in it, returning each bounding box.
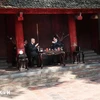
[0,0,100,8]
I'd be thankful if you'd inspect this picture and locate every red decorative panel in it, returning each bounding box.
[68,15,77,52]
[15,17,24,54]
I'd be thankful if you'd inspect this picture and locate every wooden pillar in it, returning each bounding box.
[68,15,77,52]
[15,16,24,54]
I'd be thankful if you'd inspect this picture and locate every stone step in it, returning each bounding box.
[84,55,100,60]
[82,50,100,62]
[85,58,100,63]
[83,50,94,54]
[0,62,8,66]
[0,62,9,69]
[0,57,7,60]
[0,58,9,68]
[84,53,97,57]
[0,65,8,69]
[0,60,7,63]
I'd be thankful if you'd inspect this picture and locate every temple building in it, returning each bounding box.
[0,0,100,66]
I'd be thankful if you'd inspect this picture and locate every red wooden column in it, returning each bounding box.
[15,15,24,54]
[68,15,77,52]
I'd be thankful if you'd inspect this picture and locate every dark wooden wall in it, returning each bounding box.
[23,14,70,51]
[0,15,7,58]
[6,15,15,62]
[76,14,99,51]
[91,19,99,52]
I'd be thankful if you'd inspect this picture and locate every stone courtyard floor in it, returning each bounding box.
[0,70,100,100]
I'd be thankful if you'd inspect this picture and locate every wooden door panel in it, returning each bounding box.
[0,15,7,57]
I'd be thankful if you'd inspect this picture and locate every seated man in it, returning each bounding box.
[50,36,64,64]
[51,36,63,50]
[28,38,39,67]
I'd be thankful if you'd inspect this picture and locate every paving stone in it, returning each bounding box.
[1,65,100,99]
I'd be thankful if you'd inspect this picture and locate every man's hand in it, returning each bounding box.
[52,41,55,44]
[35,43,39,47]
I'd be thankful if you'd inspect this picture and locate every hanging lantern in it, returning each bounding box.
[91,14,99,19]
[77,12,83,20]
[18,12,24,21]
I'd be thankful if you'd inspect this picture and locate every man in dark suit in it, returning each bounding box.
[28,38,39,67]
[51,36,63,50]
[50,36,64,65]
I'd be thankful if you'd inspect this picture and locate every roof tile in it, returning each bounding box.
[0,0,100,8]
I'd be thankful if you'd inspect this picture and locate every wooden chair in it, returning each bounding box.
[17,54,28,71]
[73,46,84,63]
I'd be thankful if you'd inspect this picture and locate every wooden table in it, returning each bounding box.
[39,50,65,68]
